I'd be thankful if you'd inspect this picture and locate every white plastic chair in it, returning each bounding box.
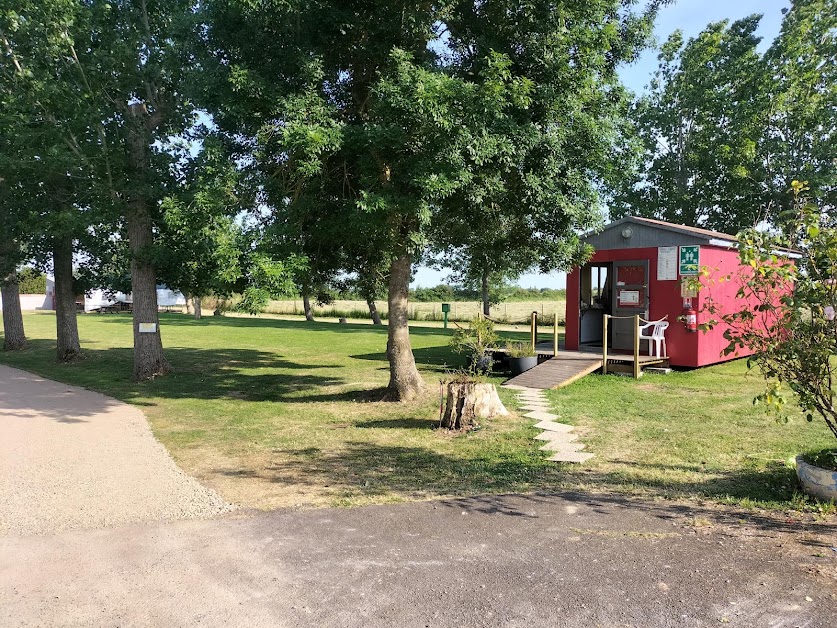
[638,320,669,358]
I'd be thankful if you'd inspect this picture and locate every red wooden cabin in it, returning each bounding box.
[565,216,765,368]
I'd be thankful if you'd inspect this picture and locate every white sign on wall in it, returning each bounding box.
[618,290,640,305]
[657,246,678,281]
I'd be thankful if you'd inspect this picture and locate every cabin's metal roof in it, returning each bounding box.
[582,216,799,256]
[584,216,737,245]
[581,216,737,250]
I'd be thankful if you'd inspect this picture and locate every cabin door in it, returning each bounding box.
[611,260,649,351]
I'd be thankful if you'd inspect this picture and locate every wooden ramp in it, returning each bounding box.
[503,352,603,390]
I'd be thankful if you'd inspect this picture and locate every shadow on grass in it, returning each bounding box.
[0,339,345,404]
[209,440,837,532]
[353,417,438,430]
[582,459,803,506]
[350,347,465,374]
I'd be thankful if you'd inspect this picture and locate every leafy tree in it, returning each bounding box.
[79,0,202,379]
[616,3,837,234]
[0,0,98,360]
[704,182,837,443]
[158,139,246,319]
[433,1,658,315]
[204,0,662,400]
[3,0,203,377]
[611,16,770,233]
[763,0,837,221]
[16,269,46,295]
[233,251,299,316]
[436,248,526,317]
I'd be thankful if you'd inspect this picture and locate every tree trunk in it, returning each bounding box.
[127,203,169,380]
[302,291,314,321]
[1,270,27,351]
[193,296,202,320]
[53,235,81,362]
[367,297,382,325]
[481,266,490,317]
[185,292,194,315]
[441,381,508,430]
[126,112,169,381]
[386,253,423,401]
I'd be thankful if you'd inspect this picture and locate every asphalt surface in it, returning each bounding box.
[2,492,836,627]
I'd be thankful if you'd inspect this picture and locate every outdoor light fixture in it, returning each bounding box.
[621,226,633,239]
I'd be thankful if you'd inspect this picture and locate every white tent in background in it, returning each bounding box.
[84,286,186,312]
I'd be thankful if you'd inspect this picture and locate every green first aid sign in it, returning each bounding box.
[679,245,700,276]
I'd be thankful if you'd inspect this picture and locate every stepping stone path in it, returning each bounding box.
[503,384,593,464]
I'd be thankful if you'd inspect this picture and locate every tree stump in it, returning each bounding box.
[441,382,508,430]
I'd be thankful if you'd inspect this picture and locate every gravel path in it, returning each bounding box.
[0,364,232,536]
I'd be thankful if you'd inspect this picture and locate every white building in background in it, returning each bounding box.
[0,276,55,311]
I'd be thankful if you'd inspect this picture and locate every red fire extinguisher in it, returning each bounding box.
[683,307,698,332]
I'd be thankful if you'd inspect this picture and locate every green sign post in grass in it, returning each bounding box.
[441,303,451,329]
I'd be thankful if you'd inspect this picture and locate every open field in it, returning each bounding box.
[266,299,567,324]
[0,311,833,512]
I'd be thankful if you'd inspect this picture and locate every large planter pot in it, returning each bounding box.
[509,356,538,376]
[795,455,837,502]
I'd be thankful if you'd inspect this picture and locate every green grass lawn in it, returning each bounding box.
[1,311,833,512]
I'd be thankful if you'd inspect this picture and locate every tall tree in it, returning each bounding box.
[763,0,837,220]
[611,17,770,232]
[85,0,199,379]
[7,0,201,378]
[0,0,93,361]
[432,3,658,316]
[204,1,662,400]
[158,138,246,320]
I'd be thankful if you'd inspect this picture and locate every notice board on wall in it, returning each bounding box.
[657,247,678,281]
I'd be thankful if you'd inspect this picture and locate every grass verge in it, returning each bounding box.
[0,311,834,512]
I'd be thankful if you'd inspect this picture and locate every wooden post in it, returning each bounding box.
[602,315,609,375]
[633,314,641,379]
[553,310,559,357]
[531,311,537,351]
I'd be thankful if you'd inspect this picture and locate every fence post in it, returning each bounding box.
[633,314,641,379]
[602,315,609,375]
[531,311,537,350]
[553,310,559,357]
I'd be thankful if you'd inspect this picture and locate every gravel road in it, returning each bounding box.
[0,364,232,536]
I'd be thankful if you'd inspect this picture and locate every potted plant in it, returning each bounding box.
[704,181,837,501]
[450,316,499,374]
[505,342,538,376]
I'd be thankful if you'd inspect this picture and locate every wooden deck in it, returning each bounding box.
[502,349,668,390]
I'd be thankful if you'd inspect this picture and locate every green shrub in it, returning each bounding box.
[17,268,47,294]
[505,341,536,358]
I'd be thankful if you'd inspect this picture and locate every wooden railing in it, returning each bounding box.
[602,314,642,379]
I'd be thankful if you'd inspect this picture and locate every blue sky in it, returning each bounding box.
[412,0,791,289]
